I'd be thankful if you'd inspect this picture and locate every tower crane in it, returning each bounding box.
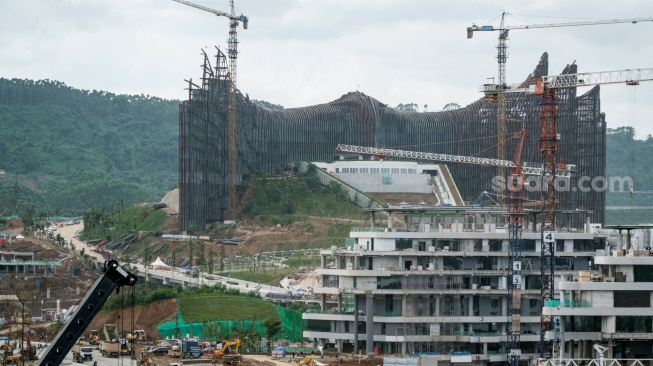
[467,14,652,205]
[337,131,576,364]
[172,0,249,218]
[482,67,653,362]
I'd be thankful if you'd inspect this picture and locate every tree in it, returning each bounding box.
[263,317,282,353]
[207,250,216,275]
[395,103,418,112]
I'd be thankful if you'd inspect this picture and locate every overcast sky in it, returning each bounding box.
[2,0,652,137]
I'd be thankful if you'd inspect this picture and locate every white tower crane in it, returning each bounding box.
[172,0,249,218]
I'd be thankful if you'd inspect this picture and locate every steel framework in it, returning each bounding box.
[179,52,606,240]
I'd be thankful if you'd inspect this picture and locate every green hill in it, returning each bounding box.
[0,78,179,215]
[1,77,651,225]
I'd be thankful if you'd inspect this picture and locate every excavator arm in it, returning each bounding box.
[38,260,137,366]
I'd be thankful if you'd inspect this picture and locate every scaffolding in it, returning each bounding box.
[179,52,605,231]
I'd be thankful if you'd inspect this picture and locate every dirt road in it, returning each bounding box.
[54,221,103,260]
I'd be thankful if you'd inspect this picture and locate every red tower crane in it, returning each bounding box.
[467,14,652,213]
[482,67,653,362]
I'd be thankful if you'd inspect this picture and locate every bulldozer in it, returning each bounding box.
[213,339,242,364]
[88,330,100,345]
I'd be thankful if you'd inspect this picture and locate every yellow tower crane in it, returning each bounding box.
[172,0,249,218]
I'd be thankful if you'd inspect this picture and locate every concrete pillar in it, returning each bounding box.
[354,295,359,355]
[559,316,566,361]
[568,340,574,359]
[618,230,623,250]
[388,213,393,229]
[338,294,343,312]
[321,256,326,269]
[626,229,632,251]
[435,296,440,316]
[320,294,326,311]
[560,290,565,306]
[468,296,474,316]
[366,294,374,354]
[370,212,376,230]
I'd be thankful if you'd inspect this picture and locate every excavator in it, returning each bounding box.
[296,355,327,366]
[37,260,137,366]
[213,339,242,364]
[140,352,155,366]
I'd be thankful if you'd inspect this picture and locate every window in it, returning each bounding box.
[391,168,400,173]
[395,238,412,250]
[360,168,369,173]
[370,168,379,173]
[401,168,407,174]
[377,275,403,289]
[342,168,349,173]
[350,168,358,173]
[408,169,416,174]
[381,168,390,173]
[615,291,650,307]
[385,295,394,313]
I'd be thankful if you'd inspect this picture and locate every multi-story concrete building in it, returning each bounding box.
[303,206,606,365]
[543,224,653,362]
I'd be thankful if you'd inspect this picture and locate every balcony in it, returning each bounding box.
[544,300,592,308]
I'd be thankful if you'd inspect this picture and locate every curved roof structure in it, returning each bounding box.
[180,51,605,230]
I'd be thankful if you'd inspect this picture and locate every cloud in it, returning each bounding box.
[1,0,652,135]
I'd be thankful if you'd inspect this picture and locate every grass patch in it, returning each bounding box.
[242,175,365,221]
[178,294,277,323]
[81,205,167,241]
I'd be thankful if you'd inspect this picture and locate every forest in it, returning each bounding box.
[0,78,650,224]
[0,78,179,215]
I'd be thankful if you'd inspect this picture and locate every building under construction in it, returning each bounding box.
[179,50,605,231]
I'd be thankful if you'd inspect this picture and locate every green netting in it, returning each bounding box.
[157,306,305,342]
[158,312,268,340]
[274,305,305,342]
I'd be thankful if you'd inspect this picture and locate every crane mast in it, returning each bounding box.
[481,66,653,361]
[469,16,652,364]
[172,0,249,218]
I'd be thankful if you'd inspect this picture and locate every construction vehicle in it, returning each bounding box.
[297,355,315,366]
[140,352,155,366]
[213,339,242,364]
[133,330,147,341]
[88,330,100,345]
[101,342,131,358]
[180,339,201,359]
[72,345,94,362]
[37,260,137,366]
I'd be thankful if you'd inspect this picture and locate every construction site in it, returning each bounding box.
[172,2,653,366]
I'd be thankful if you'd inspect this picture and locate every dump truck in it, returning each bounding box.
[101,342,130,358]
[72,345,94,362]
